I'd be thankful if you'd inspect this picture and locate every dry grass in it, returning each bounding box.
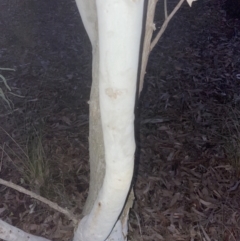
[0,67,15,109]
[24,129,49,194]
[0,127,49,194]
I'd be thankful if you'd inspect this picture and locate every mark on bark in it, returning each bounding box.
[105,88,127,99]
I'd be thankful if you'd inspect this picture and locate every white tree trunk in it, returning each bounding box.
[75,0,105,217]
[73,0,144,240]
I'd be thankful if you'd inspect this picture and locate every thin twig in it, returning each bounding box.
[164,0,168,19]
[150,0,185,51]
[0,126,28,158]
[0,178,78,224]
[0,67,15,71]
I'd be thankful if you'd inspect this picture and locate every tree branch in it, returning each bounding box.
[164,0,168,19]
[0,178,78,224]
[150,0,185,51]
[0,219,51,241]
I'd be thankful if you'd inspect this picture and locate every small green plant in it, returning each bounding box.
[24,130,49,194]
[1,126,49,194]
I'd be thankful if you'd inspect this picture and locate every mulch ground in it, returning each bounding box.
[0,0,240,240]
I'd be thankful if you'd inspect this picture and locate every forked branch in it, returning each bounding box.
[150,0,185,51]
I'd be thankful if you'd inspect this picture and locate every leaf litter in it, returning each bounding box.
[129,0,240,240]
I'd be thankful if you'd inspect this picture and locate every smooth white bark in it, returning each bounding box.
[75,0,97,46]
[73,0,144,240]
[0,219,50,241]
[75,0,106,217]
